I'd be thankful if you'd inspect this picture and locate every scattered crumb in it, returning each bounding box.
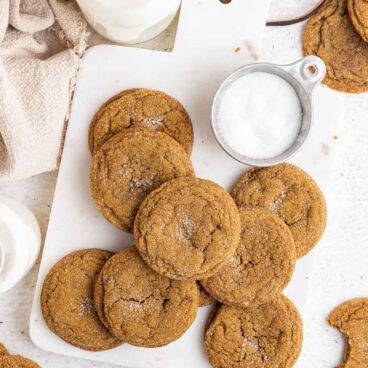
[244,41,259,60]
[235,47,241,53]
[322,143,330,156]
[333,135,338,140]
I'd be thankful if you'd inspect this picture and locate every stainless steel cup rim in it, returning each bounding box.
[211,55,326,167]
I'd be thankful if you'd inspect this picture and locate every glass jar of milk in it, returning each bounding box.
[0,197,41,293]
[76,0,182,45]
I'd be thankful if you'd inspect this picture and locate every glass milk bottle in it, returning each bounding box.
[0,197,41,293]
[76,0,182,45]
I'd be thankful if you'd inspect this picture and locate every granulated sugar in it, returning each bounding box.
[217,72,302,159]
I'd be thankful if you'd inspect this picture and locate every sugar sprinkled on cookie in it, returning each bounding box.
[201,207,296,306]
[231,163,326,258]
[90,128,194,233]
[134,177,241,280]
[204,295,303,368]
[98,247,199,347]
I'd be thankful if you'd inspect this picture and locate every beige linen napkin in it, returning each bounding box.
[0,0,87,182]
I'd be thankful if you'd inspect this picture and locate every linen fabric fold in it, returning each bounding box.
[0,0,87,182]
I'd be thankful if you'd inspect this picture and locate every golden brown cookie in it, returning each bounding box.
[231,163,327,258]
[99,247,199,347]
[204,295,303,368]
[349,0,368,43]
[304,0,368,93]
[88,89,137,154]
[198,282,215,307]
[329,298,368,367]
[0,343,8,356]
[201,207,296,306]
[41,249,122,351]
[90,128,195,233]
[134,177,241,280]
[94,268,110,330]
[0,356,40,368]
[88,88,194,155]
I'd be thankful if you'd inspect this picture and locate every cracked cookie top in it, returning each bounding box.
[88,88,194,155]
[98,247,199,347]
[90,128,195,233]
[329,298,368,367]
[201,207,296,306]
[231,163,326,258]
[41,249,122,352]
[204,295,303,368]
[304,0,368,93]
[134,177,241,281]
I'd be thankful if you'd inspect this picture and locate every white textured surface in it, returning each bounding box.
[0,6,366,368]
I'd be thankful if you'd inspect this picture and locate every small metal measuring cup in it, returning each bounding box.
[211,55,326,167]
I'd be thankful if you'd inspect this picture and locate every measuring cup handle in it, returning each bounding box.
[282,56,326,96]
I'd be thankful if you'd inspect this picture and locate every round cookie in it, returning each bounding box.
[204,295,303,368]
[197,282,215,307]
[349,0,368,43]
[41,249,122,351]
[304,0,368,93]
[329,298,368,367]
[0,343,8,356]
[99,247,199,347]
[231,163,327,258]
[89,88,194,155]
[0,356,40,368]
[201,207,296,306]
[134,177,241,280]
[90,128,195,233]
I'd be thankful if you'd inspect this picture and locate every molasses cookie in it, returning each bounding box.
[329,298,368,367]
[88,88,194,155]
[349,0,368,43]
[99,247,199,347]
[197,283,215,307]
[0,356,41,368]
[0,343,8,356]
[205,295,303,368]
[94,267,110,330]
[134,177,241,280]
[304,0,368,93]
[88,89,137,154]
[201,207,296,306]
[231,163,327,258]
[90,128,195,232]
[41,249,122,351]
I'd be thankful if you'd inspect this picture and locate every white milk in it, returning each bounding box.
[76,0,181,44]
[0,197,41,293]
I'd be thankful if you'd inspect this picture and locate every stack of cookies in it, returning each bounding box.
[304,0,368,93]
[41,88,328,368]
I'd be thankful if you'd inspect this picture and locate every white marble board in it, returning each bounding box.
[29,0,344,366]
